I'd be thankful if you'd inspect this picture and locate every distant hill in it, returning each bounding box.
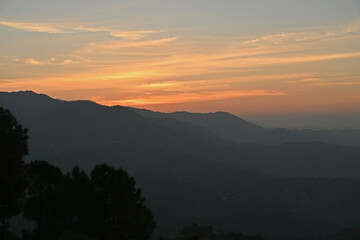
[133,108,360,145]
[133,108,266,143]
[2,91,360,178]
[0,91,234,166]
[2,90,360,239]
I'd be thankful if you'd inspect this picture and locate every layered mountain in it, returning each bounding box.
[133,108,266,143]
[0,91,236,167]
[133,108,360,145]
[2,91,360,239]
[2,91,360,178]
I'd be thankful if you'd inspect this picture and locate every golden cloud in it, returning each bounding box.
[0,20,161,40]
[97,90,287,106]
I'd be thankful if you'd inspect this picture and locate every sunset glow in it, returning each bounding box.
[1,0,359,120]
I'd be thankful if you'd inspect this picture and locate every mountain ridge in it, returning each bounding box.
[2,90,360,238]
[131,106,360,146]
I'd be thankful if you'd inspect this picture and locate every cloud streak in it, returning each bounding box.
[82,37,178,53]
[1,18,359,113]
[16,57,77,66]
[240,20,360,47]
[0,20,65,33]
[0,20,161,40]
[97,90,287,106]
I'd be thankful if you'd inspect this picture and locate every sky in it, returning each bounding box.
[0,0,360,128]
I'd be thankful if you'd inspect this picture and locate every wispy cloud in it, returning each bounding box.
[73,26,160,40]
[240,32,323,46]
[286,77,324,84]
[82,37,178,53]
[217,52,360,67]
[24,58,47,65]
[337,20,360,35]
[297,78,323,83]
[240,20,360,47]
[1,18,359,111]
[0,20,161,40]
[0,21,66,33]
[108,30,160,40]
[96,90,287,106]
[305,81,360,87]
[14,57,77,66]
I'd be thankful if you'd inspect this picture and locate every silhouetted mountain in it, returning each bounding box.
[132,108,266,143]
[0,91,238,166]
[2,91,360,239]
[133,108,360,145]
[2,91,360,178]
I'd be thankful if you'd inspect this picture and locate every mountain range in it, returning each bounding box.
[1,90,360,239]
[132,107,360,146]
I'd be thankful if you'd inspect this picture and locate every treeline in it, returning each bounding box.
[23,161,155,240]
[0,107,155,240]
[3,160,156,240]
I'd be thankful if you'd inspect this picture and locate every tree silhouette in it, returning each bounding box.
[23,161,65,240]
[63,166,94,236]
[22,163,156,240]
[0,107,28,240]
[56,231,97,240]
[0,107,156,239]
[90,164,156,240]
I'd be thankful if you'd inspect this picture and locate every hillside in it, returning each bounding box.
[2,91,360,239]
[133,108,360,145]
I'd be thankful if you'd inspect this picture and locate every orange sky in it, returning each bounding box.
[0,1,360,121]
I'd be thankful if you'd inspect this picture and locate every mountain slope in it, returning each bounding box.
[2,91,360,239]
[1,91,360,178]
[133,108,267,143]
[133,108,360,145]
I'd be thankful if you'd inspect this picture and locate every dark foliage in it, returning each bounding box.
[0,107,28,240]
[22,162,155,240]
[89,164,156,240]
[23,161,66,240]
[56,231,97,240]
[159,224,266,240]
[0,105,155,240]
